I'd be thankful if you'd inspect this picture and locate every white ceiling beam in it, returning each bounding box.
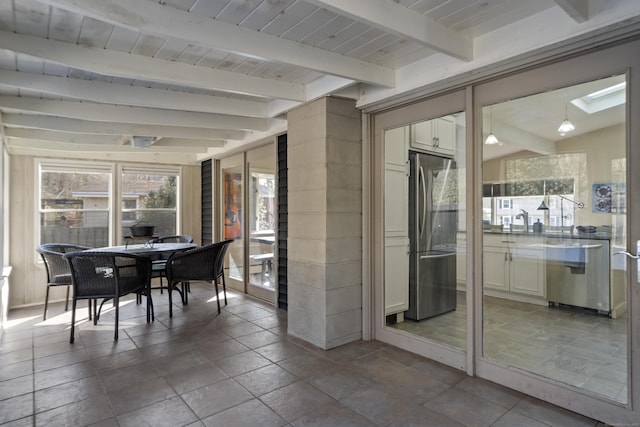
[2,114,246,140]
[0,96,275,131]
[492,119,556,155]
[4,128,127,145]
[152,138,225,148]
[0,70,268,117]
[37,0,395,87]
[5,138,208,153]
[305,0,472,61]
[554,0,589,23]
[0,30,305,102]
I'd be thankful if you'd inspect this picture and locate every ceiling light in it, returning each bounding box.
[557,119,575,136]
[130,136,156,150]
[484,106,500,145]
[558,91,575,136]
[484,133,499,145]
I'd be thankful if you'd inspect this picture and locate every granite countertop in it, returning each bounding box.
[483,230,611,240]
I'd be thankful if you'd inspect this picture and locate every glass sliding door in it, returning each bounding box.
[474,38,640,424]
[374,90,469,370]
[219,144,277,302]
[481,75,628,403]
[247,144,276,303]
[220,154,245,291]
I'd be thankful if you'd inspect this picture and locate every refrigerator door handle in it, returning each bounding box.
[419,165,427,239]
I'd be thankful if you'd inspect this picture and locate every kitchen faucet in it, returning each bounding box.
[515,209,529,233]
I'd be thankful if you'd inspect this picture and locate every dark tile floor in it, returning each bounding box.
[0,282,605,426]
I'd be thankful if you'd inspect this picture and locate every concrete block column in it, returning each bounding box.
[287,97,362,349]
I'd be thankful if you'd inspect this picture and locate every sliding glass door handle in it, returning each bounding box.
[614,240,640,284]
[614,251,639,259]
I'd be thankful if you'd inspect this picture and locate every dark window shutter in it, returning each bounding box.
[201,159,213,246]
[277,134,288,311]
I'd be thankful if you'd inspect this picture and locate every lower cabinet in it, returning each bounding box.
[484,236,545,299]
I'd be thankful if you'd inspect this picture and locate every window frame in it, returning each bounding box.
[36,159,182,249]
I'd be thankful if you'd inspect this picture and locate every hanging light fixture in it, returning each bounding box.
[537,200,549,210]
[485,106,499,145]
[557,91,576,136]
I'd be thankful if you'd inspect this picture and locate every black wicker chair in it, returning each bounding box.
[148,235,194,293]
[64,251,153,343]
[164,240,231,317]
[36,243,91,320]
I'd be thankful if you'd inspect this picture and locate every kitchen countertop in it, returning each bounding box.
[483,230,611,240]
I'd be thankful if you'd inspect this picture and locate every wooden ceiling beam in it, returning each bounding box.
[306,0,472,61]
[2,114,247,140]
[0,96,276,131]
[0,30,305,101]
[37,0,395,87]
[0,69,268,117]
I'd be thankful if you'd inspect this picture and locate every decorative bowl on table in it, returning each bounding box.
[129,225,156,237]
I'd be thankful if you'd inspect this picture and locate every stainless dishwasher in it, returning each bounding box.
[545,239,610,315]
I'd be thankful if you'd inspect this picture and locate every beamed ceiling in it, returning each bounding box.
[0,0,639,164]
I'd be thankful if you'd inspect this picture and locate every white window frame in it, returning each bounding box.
[37,159,182,248]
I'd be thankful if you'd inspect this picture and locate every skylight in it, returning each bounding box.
[571,82,626,114]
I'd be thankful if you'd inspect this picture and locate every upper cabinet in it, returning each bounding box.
[410,116,456,157]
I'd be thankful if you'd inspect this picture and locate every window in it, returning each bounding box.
[39,162,112,247]
[500,199,513,209]
[121,167,179,237]
[38,161,181,247]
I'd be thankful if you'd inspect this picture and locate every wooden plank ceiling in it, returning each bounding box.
[0,0,626,163]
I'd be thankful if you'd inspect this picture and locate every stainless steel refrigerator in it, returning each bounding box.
[406,150,457,321]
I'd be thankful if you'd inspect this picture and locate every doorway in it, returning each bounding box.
[219,143,277,304]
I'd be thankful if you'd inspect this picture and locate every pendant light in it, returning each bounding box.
[485,106,499,145]
[557,91,575,136]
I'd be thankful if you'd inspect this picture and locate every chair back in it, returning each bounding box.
[150,235,194,244]
[64,251,152,299]
[37,243,91,285]
[166,240,228,283]
[214,239,234,280]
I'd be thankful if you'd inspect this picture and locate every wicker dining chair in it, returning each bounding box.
[36,243,92,320]
[148,235,195,293]
[164,240,231,317]
[64,251,153,343]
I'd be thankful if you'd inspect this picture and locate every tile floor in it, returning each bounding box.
[390,291,627,403]
[0,282,606,426]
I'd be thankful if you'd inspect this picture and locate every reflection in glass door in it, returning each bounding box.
[481,75,628,403]
[221,155,244,291]
[247,145,276,302]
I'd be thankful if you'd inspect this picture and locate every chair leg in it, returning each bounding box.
[64,286,70,311]
[182,282,188,305]
[43,286,51,320]
[113,295,119,341]
[214,279,221,314]
[146,287,154,322]
[168,281,173,318]
[88,299,92,321]
[222,275,228,306]
[70,298,77,343]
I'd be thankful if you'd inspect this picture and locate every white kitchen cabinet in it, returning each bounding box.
[384,126,410,316]
[483,236,545,299]
[410,116,455,157]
